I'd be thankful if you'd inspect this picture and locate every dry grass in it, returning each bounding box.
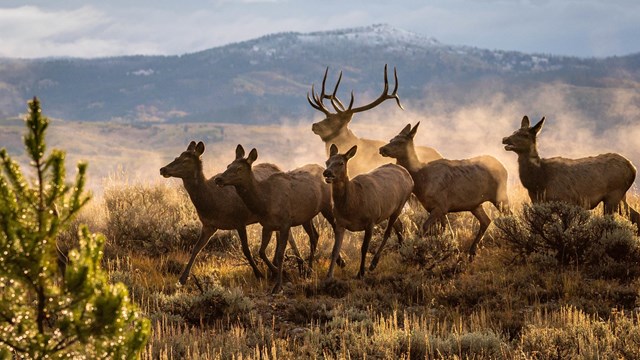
[56,181,640,359]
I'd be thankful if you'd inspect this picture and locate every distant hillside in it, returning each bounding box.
[1,24,639,125]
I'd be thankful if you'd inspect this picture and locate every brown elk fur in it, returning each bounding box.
[503,116,640,232]
[160,141,285,284]
[380,123,510,256]
[308,65,442,176]
[323,144,414,278]
[215,145,337,293]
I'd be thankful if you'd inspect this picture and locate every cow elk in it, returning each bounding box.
[215,145,337,293]
[324,144,414,278]
[308,65,442,176]
[160,141,297,284]
[380,123,511,256]
[503,116,640,232]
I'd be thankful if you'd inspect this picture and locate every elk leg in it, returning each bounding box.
[286,230,305,268]
[237,226,264,279]
[321,209,346,268]
[604,190,629,216]
[392,219,404,246]
[326,226,345,279]
[421,209,445,236]
[370,214,402,271]
[358,224,374,279]
[259,227,278,276]
[621,199,640,235]
[302,221,319,276]
[179,225,216,285]
[469,206,491,258]
[271,225,290,294]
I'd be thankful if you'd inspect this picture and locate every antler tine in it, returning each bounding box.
[307,83,330,115]
[318,66,346,112]
[392,66,404,110]
[327,71,346,112]
[382,64,389,93]
[349,64,403,114]
[320,67,329,98]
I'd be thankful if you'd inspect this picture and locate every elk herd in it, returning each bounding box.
[161,65,640,293]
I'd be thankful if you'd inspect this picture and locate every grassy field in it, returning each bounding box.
[4,117,640,358]
[57,178,640,359]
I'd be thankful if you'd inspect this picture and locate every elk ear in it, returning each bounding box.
[247,148,258,165]
[400,124,411,135]
[530,117,545,135]
[409,122,420,138]
[195,141,205,156]
[345,145,358,160]
[520,116,530,129]
[235,144,245,160]
[187,141,197,151]
[329,144,339,156]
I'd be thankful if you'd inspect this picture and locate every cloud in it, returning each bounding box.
[0,5,163,57]
[1,1,639,58]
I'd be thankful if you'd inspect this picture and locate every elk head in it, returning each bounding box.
[323,144,357,183]
[502,116,545,154]
[379,122,420,159]
[308,65,404,142]
[214,144,257,187]
[160,141,204,179]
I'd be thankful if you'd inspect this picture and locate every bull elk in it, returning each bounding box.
[380,123,511,256]
[308,65,442,176]
[503,116,640,232]
[323,144,414,278]
[215,145,338,293]
[160,141,302,284]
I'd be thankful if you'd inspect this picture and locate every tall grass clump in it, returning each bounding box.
[494,201,640,280]
[517,306,640,359]
[103,183,200,255]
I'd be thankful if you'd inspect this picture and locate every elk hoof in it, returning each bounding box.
[336,256,347,268]
[178,275,188,286]
[368,261,378,272]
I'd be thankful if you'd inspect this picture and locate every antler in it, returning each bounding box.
[307,67,347,115]
[307,65,402,116]
[347,64,403,114]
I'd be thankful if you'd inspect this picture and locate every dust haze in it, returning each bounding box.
[3,83,638,196]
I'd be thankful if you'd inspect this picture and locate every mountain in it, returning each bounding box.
[1,24,639,124]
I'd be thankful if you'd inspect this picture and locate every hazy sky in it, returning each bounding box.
[1,0,639,59]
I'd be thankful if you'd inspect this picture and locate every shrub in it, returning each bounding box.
[494,201,640,280]
[399,233,464,277]
[154,285,253,325]
[103,183,200,255]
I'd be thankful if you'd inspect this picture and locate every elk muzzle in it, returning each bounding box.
[379,146,390,157]
[311,122,322,135]
[159,167,171,178]
[502,137,516,151]
[213,176,227,187]
[322,169,335,183]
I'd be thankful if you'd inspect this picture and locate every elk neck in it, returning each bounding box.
[329,173,352,211]
[231,172,268,217]
[181,162,212,213]
[395,141,423,175]
[323,128,358,153]
[516,147,546,196]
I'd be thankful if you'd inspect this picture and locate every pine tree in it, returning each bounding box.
[0,98,150,359]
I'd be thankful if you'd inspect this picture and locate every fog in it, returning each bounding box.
[5,82,637,198]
